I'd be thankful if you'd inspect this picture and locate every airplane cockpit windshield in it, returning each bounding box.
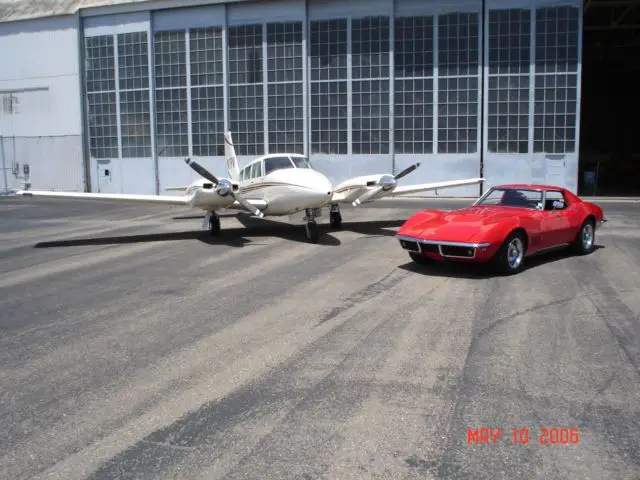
[264,156,295,175]
[290,156,312,169]
[264,156,313,175]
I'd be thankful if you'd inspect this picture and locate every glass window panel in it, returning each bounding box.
[119,89,151,157]
[351,79,389,154]
[533,73,577,153]
[394,16,434,78]
[352,16,390,80]
[189,27,223,86]
[117,31,149,91]
[310,81,347,154]
[310,19,347,81]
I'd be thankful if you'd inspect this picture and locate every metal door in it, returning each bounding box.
[97,159,119,193]
[545,154,566,188]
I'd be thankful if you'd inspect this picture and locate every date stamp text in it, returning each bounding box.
[467,427,580,445]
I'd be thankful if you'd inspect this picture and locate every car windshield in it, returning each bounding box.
[475,187,543,209]
[264,156,295,175]
[290,156,312,168]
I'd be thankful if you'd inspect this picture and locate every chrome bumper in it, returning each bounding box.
[396,234,492,259]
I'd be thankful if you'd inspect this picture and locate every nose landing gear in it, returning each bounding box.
[303,208,321,243]
[208,211,221,236]
[329,204,342,229]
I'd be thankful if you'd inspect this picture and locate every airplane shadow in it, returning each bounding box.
[33,216,406,249]
[398,244,606,279]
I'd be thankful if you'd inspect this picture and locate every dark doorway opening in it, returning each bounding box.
[580,0,640,196]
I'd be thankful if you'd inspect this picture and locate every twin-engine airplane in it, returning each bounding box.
[15,132,484,243]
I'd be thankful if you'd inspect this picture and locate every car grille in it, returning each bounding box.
[440,245,475,258]
[399,239,420,252]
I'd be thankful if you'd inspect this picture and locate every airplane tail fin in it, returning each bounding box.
[224,131,240,182]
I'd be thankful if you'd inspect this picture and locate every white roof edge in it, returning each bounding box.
[0,0,249,24]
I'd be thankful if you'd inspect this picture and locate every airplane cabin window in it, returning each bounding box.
[250,162,261,178]
[264,156,295,174]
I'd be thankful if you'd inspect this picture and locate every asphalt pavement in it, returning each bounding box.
[0,196,639,480]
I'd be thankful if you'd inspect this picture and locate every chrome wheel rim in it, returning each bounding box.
[507,237,524,269]
[582,223,594,250]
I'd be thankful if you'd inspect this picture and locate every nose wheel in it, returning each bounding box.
[209,212,221,236]
[303,208,321,243]
[329,205,342,229]
[305,220,319,243]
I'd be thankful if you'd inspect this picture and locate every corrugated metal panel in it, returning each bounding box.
[153,5,225,31]
[227,0,304,25]
[83,10,148,34]
[308,0,392,20]
[1,135,85,191]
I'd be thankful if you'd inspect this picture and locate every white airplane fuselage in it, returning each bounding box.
[185,167,334,216]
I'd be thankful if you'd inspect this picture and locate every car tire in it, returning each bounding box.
[409,252,433,265]
[491,231,526,275]
[571,218,595,255]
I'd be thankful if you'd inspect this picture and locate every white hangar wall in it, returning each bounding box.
[78,0,583,196]
[0,15,86,192]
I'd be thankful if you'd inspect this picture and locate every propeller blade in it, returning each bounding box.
[394,162,421,180]
[185,158,219,184]
[352,185,384,206]
[231,192,264,218]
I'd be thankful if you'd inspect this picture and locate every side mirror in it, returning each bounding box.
[552,200,564,209]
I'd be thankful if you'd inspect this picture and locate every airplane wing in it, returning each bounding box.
[388,177,484,196]
[13,189,192,205]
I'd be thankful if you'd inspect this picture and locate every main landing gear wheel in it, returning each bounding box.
[329,211,342,229]
[305,220,319,243]
[209,214,221,236]
[492,231,526,275]
[571,218,595,255]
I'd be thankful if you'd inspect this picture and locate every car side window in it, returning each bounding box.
[545,191,567,211]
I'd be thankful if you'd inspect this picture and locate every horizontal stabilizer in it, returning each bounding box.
[14,189,192,206]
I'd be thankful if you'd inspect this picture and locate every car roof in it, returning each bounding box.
[492,184,567,191]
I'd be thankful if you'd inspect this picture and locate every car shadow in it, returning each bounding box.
[33,217,406,249]
[397,244,606,279]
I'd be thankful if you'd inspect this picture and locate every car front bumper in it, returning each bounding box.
[396,234,497,261]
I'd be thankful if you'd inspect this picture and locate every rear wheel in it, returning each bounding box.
[491,231,526,275]
[571,219,595,255]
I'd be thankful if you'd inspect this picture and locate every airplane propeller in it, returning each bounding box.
[352,162,421,206]
[184,158,264,218]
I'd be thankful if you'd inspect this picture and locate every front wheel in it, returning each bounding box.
[571,219,595,255]
[491,231,526,275]
[305,221,319,243]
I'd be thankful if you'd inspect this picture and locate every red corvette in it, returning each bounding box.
[396,184,606,275]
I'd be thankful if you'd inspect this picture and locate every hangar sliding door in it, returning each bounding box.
[393,0,483,197]
[482,0,582,193]
[83,12,157,194]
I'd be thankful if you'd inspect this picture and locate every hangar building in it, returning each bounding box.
[0,0,633,197]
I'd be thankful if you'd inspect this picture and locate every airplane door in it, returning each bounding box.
[248,161,264,199]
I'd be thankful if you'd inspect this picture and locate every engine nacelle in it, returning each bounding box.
[216,179,233,197]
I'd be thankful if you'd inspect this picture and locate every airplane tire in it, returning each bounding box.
[329,211,342,229]
[571,218,595,255]
[209,216,221,236]
[305,221,319,243]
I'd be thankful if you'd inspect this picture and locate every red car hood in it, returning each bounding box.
[399,206,524,243]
